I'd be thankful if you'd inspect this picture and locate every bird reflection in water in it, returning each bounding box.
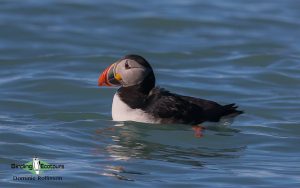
[92,122,242,181]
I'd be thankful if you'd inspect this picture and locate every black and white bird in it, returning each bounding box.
[98,54,243,125]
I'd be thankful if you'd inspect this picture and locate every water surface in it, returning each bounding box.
[0,0,300,187]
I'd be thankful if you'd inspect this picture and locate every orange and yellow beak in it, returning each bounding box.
[98,63,122,86]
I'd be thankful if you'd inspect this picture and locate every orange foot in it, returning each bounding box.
[95,127,115,134]
[192,126,206,138]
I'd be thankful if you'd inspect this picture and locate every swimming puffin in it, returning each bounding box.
[98,54,243,125]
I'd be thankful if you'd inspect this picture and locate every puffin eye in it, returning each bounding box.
[125,61,130,69]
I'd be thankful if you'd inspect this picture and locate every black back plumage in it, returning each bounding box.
[119,86,243,124]
[118,54,243,125]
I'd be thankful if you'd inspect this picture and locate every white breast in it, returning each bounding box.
[112,93,158,123]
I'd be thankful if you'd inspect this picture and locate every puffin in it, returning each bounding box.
[98,54,243,125]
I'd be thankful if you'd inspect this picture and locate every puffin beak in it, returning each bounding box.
[98,63,122,86]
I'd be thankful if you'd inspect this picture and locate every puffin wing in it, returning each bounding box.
[180,95,243,121]
[144,88,207,124]
[145,88,243,124]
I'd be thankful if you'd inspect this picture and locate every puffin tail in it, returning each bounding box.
[221,103,244,118]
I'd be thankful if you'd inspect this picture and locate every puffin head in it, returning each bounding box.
[98,55,155,91]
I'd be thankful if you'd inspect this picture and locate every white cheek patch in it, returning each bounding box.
[122,68,149,86]
[115,60,150,87]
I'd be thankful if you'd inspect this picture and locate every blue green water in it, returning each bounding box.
[1,0,300,187]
